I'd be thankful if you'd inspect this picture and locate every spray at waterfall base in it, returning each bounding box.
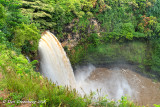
[75,65,136,100]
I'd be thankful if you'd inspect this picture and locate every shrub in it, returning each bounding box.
[12,23,40,54]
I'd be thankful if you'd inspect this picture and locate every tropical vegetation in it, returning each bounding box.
[0,0,160,106]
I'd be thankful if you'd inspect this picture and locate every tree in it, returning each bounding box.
[0,0,30,41]
[21,0,55,30]
[12,23,40,55]
[138,15,157,37]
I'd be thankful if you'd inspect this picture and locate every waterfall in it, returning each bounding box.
[38,31,76,87]
[38,31,160,106]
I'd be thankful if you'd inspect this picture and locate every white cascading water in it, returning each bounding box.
[38,31,76,87]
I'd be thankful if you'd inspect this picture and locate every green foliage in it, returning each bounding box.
[87,33,100,46]
[118,96,135,107]
[104,23,135,41]
[21,0,95,33]
[22,0,55,29]
[87,42,145,65]
[0,97,3,101]
[151,39,160,72]
[69,39,146,66]
[0,30,7,43]
[12,23,40,54]
[0,44,34,74]
[1,0,160,106]
[8,92,24,105]
[154,104,160,107]
[147,0,160,18]
[69,45,87,66]
[0,3,5,19]
[94,0,133,32]
[138,15,158,37]
[77,16,90,32]
[0,0,30,41]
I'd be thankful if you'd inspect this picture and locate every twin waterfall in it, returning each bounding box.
[38,31,76,87]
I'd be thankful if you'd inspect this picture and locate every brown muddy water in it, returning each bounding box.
[75,65,160,106]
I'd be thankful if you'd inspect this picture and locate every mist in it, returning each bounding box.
[74,64,137,101]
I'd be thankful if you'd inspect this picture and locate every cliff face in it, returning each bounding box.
[61,18,101,50]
